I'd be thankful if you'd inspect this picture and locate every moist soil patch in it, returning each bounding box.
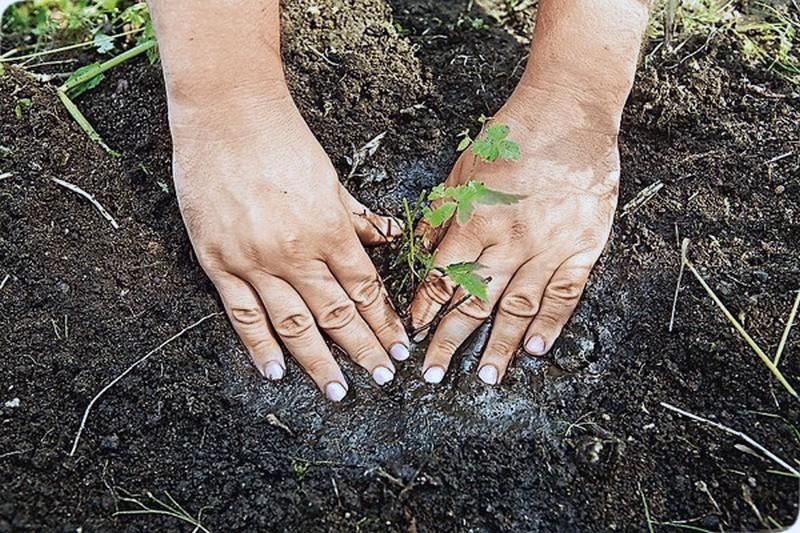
[2,1,799,531]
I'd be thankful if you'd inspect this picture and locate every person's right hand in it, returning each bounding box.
[169,86,410,402]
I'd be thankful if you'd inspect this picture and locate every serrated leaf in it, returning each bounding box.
[445,262,488,301]
[66,63,105,98]
[423,202,457,228]
[497,139,521,161]
[457,135,472,151]
[471,137,499,162]
[486,123,510,141]
[427,184,448,201]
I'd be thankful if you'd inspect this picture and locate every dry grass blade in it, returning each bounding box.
[51,177,120,229]
[680,239,798,398]
[774,289,800,366]
[661,402,800,477]
[69,312,220,456]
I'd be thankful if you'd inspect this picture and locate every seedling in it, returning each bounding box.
[395,121,524,304]
[14,97,32,119]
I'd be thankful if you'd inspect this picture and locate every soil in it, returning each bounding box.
[2,0,800,531]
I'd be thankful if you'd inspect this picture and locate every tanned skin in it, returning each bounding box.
[147,0,650,399]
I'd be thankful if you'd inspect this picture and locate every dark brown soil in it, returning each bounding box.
[2,1,800,531]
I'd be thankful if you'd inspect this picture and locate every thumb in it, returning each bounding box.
[340,184,404,246]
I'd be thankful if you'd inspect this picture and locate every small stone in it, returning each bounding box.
[100,434,119,451]
[775,185,785,194]
[4,398,19,408]
[753,270,769,283]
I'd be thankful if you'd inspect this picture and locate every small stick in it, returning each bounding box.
[69,312,220,456]
[51,177,120,229]
[669,238,689,332]
[0,274,9,290]
[774,289,800,367]
[661,402,800,477]
[682,242,797,398]
[0,172,11,181]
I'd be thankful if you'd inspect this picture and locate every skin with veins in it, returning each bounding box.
[149,0,410,402]
[410,0,650,385]
[148,0,649,398]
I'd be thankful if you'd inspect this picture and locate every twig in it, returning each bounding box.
[69,312,220,456]
[774,289,800,366]
[622,180,664,217]
[638,482,655,533]
[0,274,9,290]
[51,177,120,230]
[682,241,798,398]
[0,172,11,181]
[0,28,144,63]
[661,402,800,477]
[669,238,689,332]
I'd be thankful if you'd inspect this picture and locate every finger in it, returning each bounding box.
[341,185,403,245]
[326,236,411,362]
[415,213,447,252]
[524,253,595,356]
[213,273,285,380]
[409,228,483,338]
[288,263,397,386]
[422,247,514,384]
[254,275,349,402]
[478,254,561,384]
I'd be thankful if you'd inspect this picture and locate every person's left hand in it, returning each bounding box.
[409,89,620,385]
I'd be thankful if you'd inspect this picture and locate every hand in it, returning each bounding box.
[410,85,620,385]
[171,87,410,401]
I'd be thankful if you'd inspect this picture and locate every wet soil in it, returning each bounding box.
[2,0,800,531]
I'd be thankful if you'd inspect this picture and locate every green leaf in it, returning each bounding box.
[456,199,474,225]
[471,181,525,205]
[471,137,499,162]
[444,262,489,301]
[456,135,472,152]
[486,123,510,141]
[423,202,457,227]
[65,63,105,98]
[427,183,448,201]
[93,32,114,54]
[497,139,521,161]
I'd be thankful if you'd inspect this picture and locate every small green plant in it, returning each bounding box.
[14,98,32,119]
[395,120,524,305]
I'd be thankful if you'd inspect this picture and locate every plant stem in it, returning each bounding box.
[60,39,156,92]
[56,90,119,156]
[0,28,144,63]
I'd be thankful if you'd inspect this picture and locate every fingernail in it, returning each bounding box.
[423,366,445,384]
[372,366,395,386]
[389,343,409,361]
[263,361,285,381]
[413,327,429,343]
[325,382,347,402]
[478,365,498,385]
[525,335,546,355]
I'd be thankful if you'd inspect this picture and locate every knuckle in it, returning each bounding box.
[455,297,492,321]
[348,344,376,366]
[432,336,460,356]
[350,277,383,309]
[421,275,454,306]
[499,293,539,319]
[304,355,333,377]
[547,278,584,304]
[230,306,264,326]
[486,338,517,358]
[274,312,315,339]
[317,300,357,331]
[249,336,276,355]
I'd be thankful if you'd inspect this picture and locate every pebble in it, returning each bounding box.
[3,398,19,408]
